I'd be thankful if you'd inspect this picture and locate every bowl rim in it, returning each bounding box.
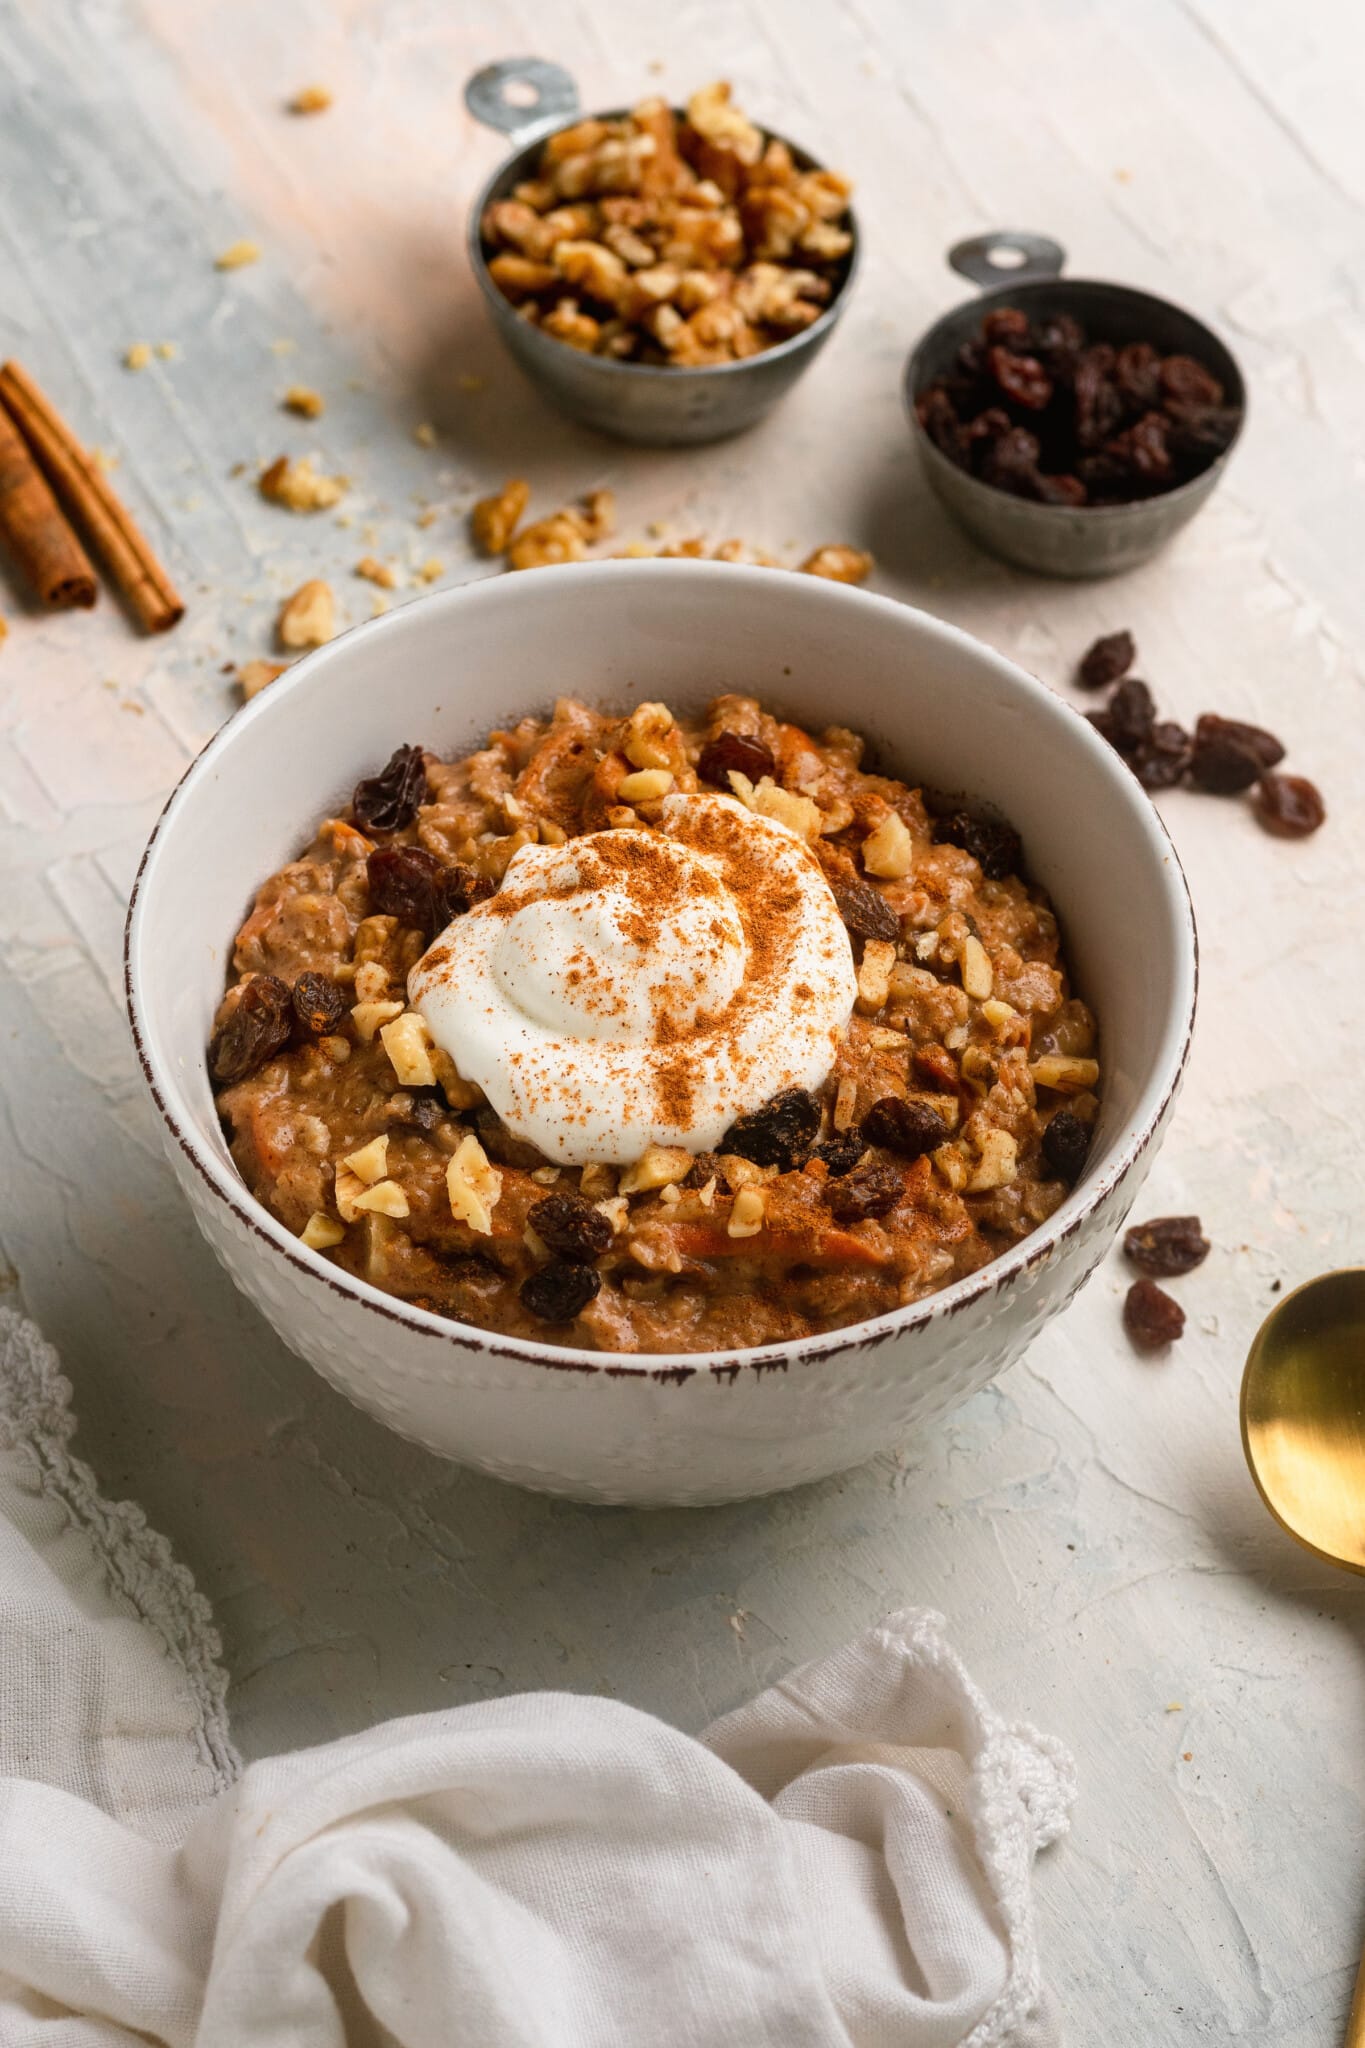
[902,273,1246,520]
[124,561,1198,1382]
[466,106,861,383]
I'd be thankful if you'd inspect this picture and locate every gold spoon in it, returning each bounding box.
[1241,1267,1365,2043]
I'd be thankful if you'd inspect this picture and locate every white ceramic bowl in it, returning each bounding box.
[125,564,1196,1506]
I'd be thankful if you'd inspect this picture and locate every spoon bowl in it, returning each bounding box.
[1241,1269,1365,1574]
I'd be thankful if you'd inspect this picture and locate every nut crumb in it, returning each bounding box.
[283,384,325,418]
[259,454,347,512]
[238,658,287,700]
[800,544,872,584]
[215,238,261,270]
[355,555,399,589]
[277,577,335,649]
[299,1211,345,1250]
[412,421,437,447]
[288,84,333,114]
[417,558,444,583]
[155,341,178,360]
[124,342,151,370]
[471,477,530,556]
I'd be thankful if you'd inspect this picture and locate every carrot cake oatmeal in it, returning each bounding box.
[208,696,1100,1353]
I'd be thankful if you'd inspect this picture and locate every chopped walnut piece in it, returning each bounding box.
[507,512,590,572]
[624,700,676,769]
[343,1134,390,1185]
[238,659,287,700]
[353,1178,410,1219]
[215,239,261,270]
[333,1167,368,1224]
[289,85,333,114]
[727,772,822,840]
[833,1076,859,1131]
[300,1211,345,1250]
[283,385,325,418]
[471,477,530,556]
[1031,1054,1101,1093]
[856,938,897,1015]
[350,997,404,1042]
[447,1132,503,1234]
[861,809,913,879]
[617,768,674,802]
[276,577,335,649]
[800,545,872,584]
[355,555,398,589]
[260,454,346,512]
[967,1129,1018,1192]
[727,1184,767,1237]
[379,1011,437,1088]
[619,1143,692,1193]
[960,934,994,1000]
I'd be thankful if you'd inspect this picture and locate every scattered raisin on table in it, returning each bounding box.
[825,1159,903,1222]
[931,809,1023,881]
[1123,1278,1185,1350]
[529,1192,613,1262]
[696,731,776,789]
[352,743,428,836]
[209,974,293,1083]
[1132,722,1193,791]
[1078,630,1136,691]
[520,1262,602,1323]
[1253,773,1326,839]
[291,971,347,1038]
[1041,1110,1090,1183]
[1124,1214,1210,1278]
[832,878,899,944]
[813,1129,865,1177]
[1189,714,1285,796]
[862,1096,948,1159]
[722,1087,821,1172]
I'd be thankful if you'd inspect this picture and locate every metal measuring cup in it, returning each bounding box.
[464,59,861,447]
[903,230,1246,578]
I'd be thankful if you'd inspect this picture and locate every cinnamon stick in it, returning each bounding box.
[0,399,97,608]
[0,360,184,633]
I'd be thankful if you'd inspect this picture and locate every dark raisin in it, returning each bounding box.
[1253,772,1325,839]
[813,1129,865,1177]
[1132,722,1192,791]
[1106,677,1157,755]
[981,306,1034,350]
[1115,341,1162,410]
[404,1094,446,1134]
[529,1192,613,1261]
[209,974,292,1084]
[683,1150,726,1190]
[367,844,447,932]
[963,405,1014,452]
[825,1159,903,1222]
[1028,471,1088,506]
[1074,345,1123,449]
[931,809,1023,882]
[862,1095,948,1159]
[722,1087,821,1172]
[988,345,1052,411]
[1189,713,1285,796]
[832,878,899,944]
[291,971,347,1038]
[440,865,496,918]
[697,731,776,789]
[1159,355,1223,408]
[916,387,968,466]
[1103,410,1173,488]
[1078,630,1136,692]
[1032,312,1085,378]
[1165,402,1240,463]
[473,1105,549,1171]
[980,425,1043,494]
[1123,1277,1185,1350]
[1124,1215,1210,1278]
[1041,1109,1089,1183]
[351,744,428,836]
[520,1262,602,1323]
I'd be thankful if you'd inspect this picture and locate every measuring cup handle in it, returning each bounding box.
[465,59,580,149]
[947,231,1067,291]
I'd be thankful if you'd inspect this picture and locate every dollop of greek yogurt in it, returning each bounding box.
[409,793,857,1165]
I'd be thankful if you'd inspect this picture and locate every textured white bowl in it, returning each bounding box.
[125,563,1196,1505]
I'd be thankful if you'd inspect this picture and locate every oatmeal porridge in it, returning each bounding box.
[208,696,1100,1353]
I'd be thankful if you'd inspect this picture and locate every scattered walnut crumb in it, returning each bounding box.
[355,555,399,589]
[259,454,347,511]
[124,342,151,370]
[276,578,335,649]
[238,658,288,700]
[155,341,178,360]
[0,617,8,652]
[215,239,261,270]
[415,506,439,529]
[508,512,588,572]
[417,558,444,582]
[470,477,530,555]
[283,384,325,418]
[800,544,872,584]
[288,84,333,114]
[412,421,438,447]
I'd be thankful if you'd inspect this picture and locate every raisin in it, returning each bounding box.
[1104,677,1156,755]
[963,405,1013,452]
[1103,411,1173,488]
[1074,345,1123,449]
[931,809,1023,882]
[683,1150,726,1190]
[1159,355,1223,408]
[981,425,1043,494]
[367,844,446,932]
[440,865,496,918]
[352,744,428,836]
[529,1191,613,1261]
[1032,312,1085,378]
[917,386,968,466]
[1253,772,1326,839]
[825,1159,903,1222]
[832,878,899,944]
[473,1105,549,1171]
[722,1087,821,1172]
[813,1129,865,1177]
[1040,1109,1089,1183]
[1189,714,1285,796]
[403,1094,446,1134]
[1115,341,1161,411]
[862,1095,948,1159]
[1124,1214,1210,1278]
[520,1262,602,1323]
[981,306,1034,350]
[1123,1277,1185,1350]
[1078,630,1136,692]
[291,971,347,1038]
[1165,403,1239,463]
[1028,472,1088,506]
[209,974,292,1084]
[1132,721,1192,791]
[697,731,776,789]
[988,345,1052,411]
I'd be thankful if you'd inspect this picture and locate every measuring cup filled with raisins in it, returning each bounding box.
[904,231,1245,578]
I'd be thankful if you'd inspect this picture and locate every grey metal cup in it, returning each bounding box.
[904,230,1246,579]
[464,59,860,447]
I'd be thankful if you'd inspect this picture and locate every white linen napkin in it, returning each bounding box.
[0,1308,1074,2046]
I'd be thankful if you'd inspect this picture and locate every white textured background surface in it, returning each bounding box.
[2,2,1364,2038]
